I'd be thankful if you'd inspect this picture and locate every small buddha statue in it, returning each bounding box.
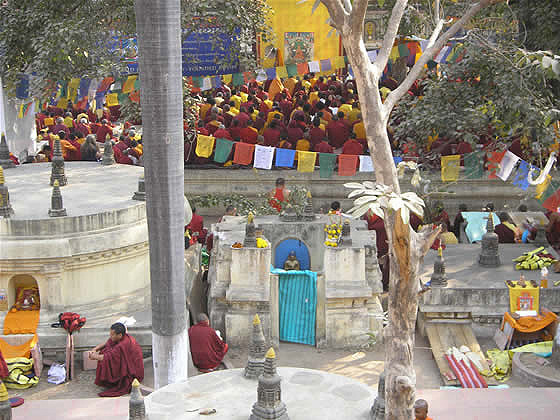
[283,251,300,271]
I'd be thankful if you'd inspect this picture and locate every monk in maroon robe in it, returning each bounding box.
[188,314,228,372]
[90,322,144,397]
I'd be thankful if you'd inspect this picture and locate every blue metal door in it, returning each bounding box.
[278,271,317,345]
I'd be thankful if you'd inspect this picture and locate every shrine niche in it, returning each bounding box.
[363,4,389,49]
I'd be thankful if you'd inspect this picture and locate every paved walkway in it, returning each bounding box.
[12,388,560,419]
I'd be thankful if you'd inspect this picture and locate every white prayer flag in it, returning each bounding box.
[420,40,429,52]
[201,77,212,91]
[87,78,100,99]
[497,150,520,181]
[359,155,374,172]
[368,50,378,63]
[435,46,450,63]
[253,145,275,170]
[308,61,320,73]
[256,69,267,82]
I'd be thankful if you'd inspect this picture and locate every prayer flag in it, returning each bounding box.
[243,71,255,82]
[57,98,69,109]
[308,61,320,73]
[297,63,309,75]
[339,154,358,176]
[359,155,374,172]
[122,76,137,94]
[407,42,419,55]
[67,78,81,101]
[435,46,450,63]
[211,76,222,89]
[58,80,68,99]
[487,150,506,179]
[118,92,128,104]
[276,66,288,79]
[214,138,234,163]
[106,93,119,107]
[129,90,141,103]
[265,68,277,80]
[192,76,202,88]
[232,73,244,87]
[88,78,100,99]
[497,150,520,181]
[97,77,114,93]
[464,151,484,179]
[111,79,123,92]
[398,44,409,57]
[95,91,105,109]
[297,150,317,173]
[201,77,212,91]
[511,160,532,191]
[319,153,337,178]
[441,47,453,63]
[320,59,332,72]
[223,74,233,85]
[134,78,141,90]
[537,179,560,204]
[420,40,429,52]
[441,155,461,182]
[233,142,255,165]
[542,185,560,212]
[535,175,552,200]
[253,145,275,170]
[390,46,399,61]
[17,103,24,119]
[195,135,215,158]
[286,64,298,78]
[256,69,267,82]
[15,74,30,99]
[368,50,378,62]
[332,56,345,69]
[78,78,91,98]
[275,148,295,167]
[393,156,403,166]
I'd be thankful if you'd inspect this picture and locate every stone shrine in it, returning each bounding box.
[478,213,501,267]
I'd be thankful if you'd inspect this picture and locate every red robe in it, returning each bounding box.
[95,334,144,397]
[188,321,228,371]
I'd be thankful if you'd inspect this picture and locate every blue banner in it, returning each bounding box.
[182,27,239,77]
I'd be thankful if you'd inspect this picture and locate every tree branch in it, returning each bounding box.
[373,0,408,78]
[321,0,348,29]
[383,0,494,114]
[418,225,442,257]
[350,0,368,39]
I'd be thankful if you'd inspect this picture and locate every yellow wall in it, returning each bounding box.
[262,0,341,68]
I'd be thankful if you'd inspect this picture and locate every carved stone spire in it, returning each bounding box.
[0,134,15,169]
[478,212,500,267]
[132,176,146,201]
[249,347,289,420]
[129,379,146,419]
[430,246,447,287]
[0,167,14,218]
[0,380,12,420]
[101,139,115,166]
[245,314,266,379]
[369,371,386,420]
[50,138,67,186]
[48,180,67,217]
[303,190,315,221]
[244,212,257,247]
[341,220,352,247]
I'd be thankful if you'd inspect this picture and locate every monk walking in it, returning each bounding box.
[188,314,228,372]
[89,322,144,397]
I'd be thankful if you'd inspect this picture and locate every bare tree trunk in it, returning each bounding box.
[135,0,190,388]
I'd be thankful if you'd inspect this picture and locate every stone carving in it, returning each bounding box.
[249,347,289,420]
[0,134,15,169]
[132,176,146,201]
[245,314,266,379]
[369,371,385,420]
[283,251,300,271]
[129,378,146,419]
[244,212,257,248]
[430,247,447,287]
[50,138,67,186]
[479,213,500,267]
[341,220,352,247]
[0,167,14,218]
[101,139,115,166]
[48,180,67,217]
[303,191,314,221]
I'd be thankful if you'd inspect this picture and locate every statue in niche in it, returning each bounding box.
[283,251,301,271]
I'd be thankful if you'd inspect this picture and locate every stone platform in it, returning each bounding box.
[419,244,560,337]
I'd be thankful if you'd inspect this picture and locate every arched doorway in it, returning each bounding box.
[8,274,40,310]
[274,239,310,270]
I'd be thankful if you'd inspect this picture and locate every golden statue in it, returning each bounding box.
[283,251,301,271]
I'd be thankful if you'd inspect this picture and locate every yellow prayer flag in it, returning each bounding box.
[508,282,539,313]
[57,98,68,109]
[441,154,460,182]
[332,56,345,69]
[297,150,317,173]
[223,74,232,85]
[276,66,288,79]
[106,93,119,107]
[17,103,24,119]
[67,78,80,101]
[390,46,399,61]
[195,135,215,158]
[122,75,137,94]
[535,174,552,199]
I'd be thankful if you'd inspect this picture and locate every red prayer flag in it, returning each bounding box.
[542,188,560,212]
[297,63,309,75]
[487,150,506,179]
[129,90,141,103]
[338,154,358,176]
[233,142,255,166]
[96,77,114,93]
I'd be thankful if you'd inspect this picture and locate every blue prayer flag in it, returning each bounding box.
[275,148,296,168]
[265,68,277,80]
[393,156,403,166]
[15,74,30,99]
[512,160,534,191]
[78,78,91,98]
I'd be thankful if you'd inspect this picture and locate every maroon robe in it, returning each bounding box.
[188,321,228,371]
[494,223,516,243]
[95,334,144,397]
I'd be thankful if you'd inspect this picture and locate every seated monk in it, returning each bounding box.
[283,251,301,271]
[494,212,521,243]
[188,314,228,372]
[268,177,290,212]
[89,322,144,397]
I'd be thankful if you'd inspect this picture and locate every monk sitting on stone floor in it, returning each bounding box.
[89,322,144,397]
[188,313,228,372]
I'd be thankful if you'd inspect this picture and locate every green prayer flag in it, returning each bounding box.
[464,151,484,179]
[286,64,298,78]
[118,92,128,104]
[134,78,141,90]
[398,44,409,57]
[59,81,68,99]
[232,73,244,87]
[214,138,234,164]
[192,77,203,88]
[537,179,560,204]
[319,153,337,179]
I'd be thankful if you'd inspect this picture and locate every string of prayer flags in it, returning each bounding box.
[338,154,358,176]
[122,76,137,93]
[195,135,215,158]
[398,43,409,57]
[487,150,506,179]
[276,66,288,79]
[359,155,374,172]
[497,150,520,181]
[390,46,399,61]
[78,78,91,98]
[253,145,275,170]
[308,61,320,73]
[201,77,212,91]
[297,63,309,75]
[319,153,337,178]
[441,154,461,182]
[535,175,552,200]
[214,138,234,163]
[233,142,255,165]
[541,183,560,212]
[265,68,276,80]
[275,148,295,168]
[297,150,317,173]
[537,179,560,205]
[464,151,484,179]
[286,64,298,78]
[232,73,244,87]
[511,160,532,191]
[57,98,69,110]
[255,69,268,82]
[222,74,233,85]
[97,77,114,93]
[106,93,119,107]
[393,156,403,166]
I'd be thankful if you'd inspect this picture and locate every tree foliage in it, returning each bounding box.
[512,0,560,54]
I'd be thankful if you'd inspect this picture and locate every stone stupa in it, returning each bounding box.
[50,138,67,186]
[48,180,67,217]
[0,167,14,218]
[0,134,15,169]
[478,212,500,267]
[430,246,447,287]
[244,314,266,379]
